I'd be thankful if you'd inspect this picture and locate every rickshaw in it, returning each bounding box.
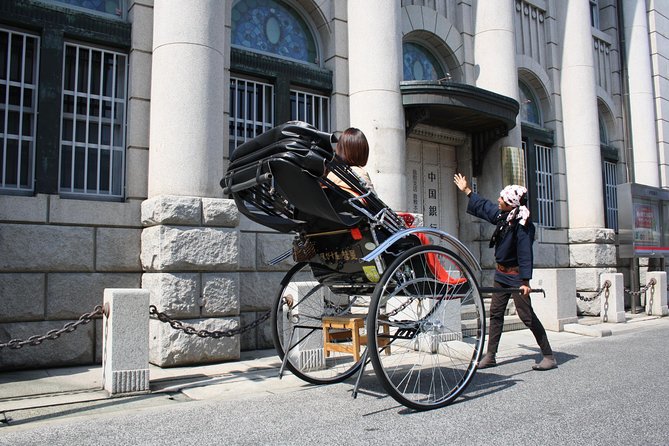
[221,121,486,410]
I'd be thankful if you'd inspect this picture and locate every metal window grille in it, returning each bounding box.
[603,160,618,231]
[290,89,330,132]
[1,29,39,193]
[534,142,555,228]
[229,77,274,152]
[59,43,127,198]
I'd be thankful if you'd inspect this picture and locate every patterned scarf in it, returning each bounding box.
[489,185,530,248]
[500,185,530,225]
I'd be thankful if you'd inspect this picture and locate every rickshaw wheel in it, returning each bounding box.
[367,245,485,410]
[271,262,366,385]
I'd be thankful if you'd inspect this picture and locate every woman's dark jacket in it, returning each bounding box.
[466,192,535,287]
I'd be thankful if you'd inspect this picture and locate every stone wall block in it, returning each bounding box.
[257,233,294,271]
[149,317,240,367]
[569,243,617,267]
[141,195,202,226]
[0,321,95,370]
[238,232,257,270]
[142,273,200,317]
[141,226,240,271]
[47,273,141,319]
[239,271,285,311]
[202,273,240,316]
[0,194,47,223]
[568,228,616,244]
[96,228,142,271]
[239,311,257,351]
[0,273,45,322]
[202,198,239,227]
[49,197,141,227]
[0,224,94,272]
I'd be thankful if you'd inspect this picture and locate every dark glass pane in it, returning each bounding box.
[24,37,37,84]
[87,147,98,191]
[20,141,30,187]
[0,31,8,81]
[60,144,72,188]
[5,139,18,185]
[8,111,19,134]
[62,118,73,141]
[90,50,102,94]
[77,48,90,93]
[99,149,110,192]
[21,112,33,137]
[111,150,122,195]
[9,35,24,83]
[64,45,77,91]
[73,146,86,190]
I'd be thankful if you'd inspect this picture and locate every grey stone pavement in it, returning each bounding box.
[0,312,666,430]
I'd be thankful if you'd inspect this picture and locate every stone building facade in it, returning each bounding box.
[1,0,668,369]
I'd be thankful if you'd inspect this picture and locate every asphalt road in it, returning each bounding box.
[1,320,667,446]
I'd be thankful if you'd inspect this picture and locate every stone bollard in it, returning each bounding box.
[600,273,625,323]
[530,268,578,331]
[103,289,150,395]
[645,272,668,316]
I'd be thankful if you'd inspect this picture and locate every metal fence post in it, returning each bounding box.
[103,289,150,395]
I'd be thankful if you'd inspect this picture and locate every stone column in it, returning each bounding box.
[474,0,521,149]
[148,0,225,198]
[623,0,660,187]
[347,0,406,211]
[144,1,241,366]
[561,0,605,229]
[561,0,615,307]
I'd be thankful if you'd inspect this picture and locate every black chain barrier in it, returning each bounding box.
[149,305,270,338]
[576,281,611,302]
[0,305,103,350]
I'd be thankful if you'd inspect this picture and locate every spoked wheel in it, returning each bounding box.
[271,262,371,385]
[367,245,485,410]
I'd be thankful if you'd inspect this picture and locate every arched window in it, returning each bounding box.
[519,80,554,228]
[229,1,331,152]
[519,81,541,126]
[599,114,609,145]
[231,0,318,64]
[402,42,444,81]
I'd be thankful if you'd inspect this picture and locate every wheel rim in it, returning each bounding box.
[368,246,484,409]
[272,263,369,384]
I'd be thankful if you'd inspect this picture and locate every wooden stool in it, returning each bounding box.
[322,315,390,362]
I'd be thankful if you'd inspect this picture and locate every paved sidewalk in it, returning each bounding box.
[0,313,665,418]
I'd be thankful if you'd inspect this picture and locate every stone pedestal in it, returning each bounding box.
[530,268,578,332]
[103,288,150,395]
[645,272,668,316]
[600,273,626,323]
[141,195,242,367]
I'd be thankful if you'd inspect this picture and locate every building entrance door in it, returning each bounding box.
[406,136,458,235]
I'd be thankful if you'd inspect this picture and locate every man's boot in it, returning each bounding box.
[478,353,497,369]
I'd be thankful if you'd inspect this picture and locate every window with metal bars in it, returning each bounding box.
[603,160,618,231]
[289,89,329,132]
[59,42,127,198]
[229,77,274,153]
[0,28,39,193]
[522,138,556,228]
[228,77,331,153]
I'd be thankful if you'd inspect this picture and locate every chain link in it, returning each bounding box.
[624,278,656,297]
[576,280,611,302]
[0,306,103,350]
[602,283,610,322]
[149,305,270,338]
